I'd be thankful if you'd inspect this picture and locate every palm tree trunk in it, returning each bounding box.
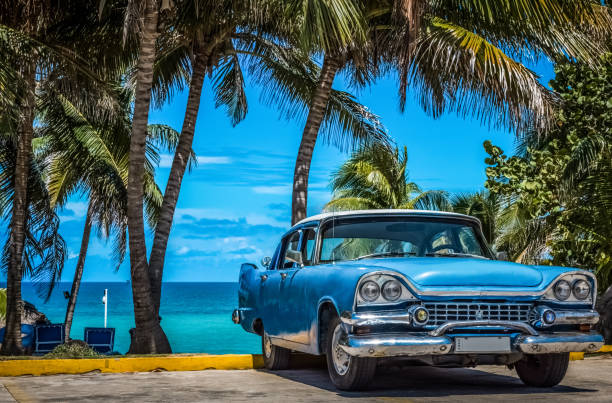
[291,54,340,225]
[1,62,36,356]
[126,0,171,354]
[148,48,210,315]
[64,202,93,341]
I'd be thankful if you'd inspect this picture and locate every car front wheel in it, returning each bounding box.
[262,330,290,370]
[325,316,376,390]
[515,353,569,387]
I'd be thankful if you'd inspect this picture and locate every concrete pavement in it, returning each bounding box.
[1,356,611,402]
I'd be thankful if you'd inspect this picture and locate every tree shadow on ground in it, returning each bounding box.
[262,360,597,399]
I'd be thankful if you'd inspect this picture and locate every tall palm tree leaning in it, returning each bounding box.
[0,1,40,356]
[0,0,117,355]
[127,0,390,336]
[39,84,184,340]
[290,0,612,225]
[123,0,175,353]
[324,144,450,212]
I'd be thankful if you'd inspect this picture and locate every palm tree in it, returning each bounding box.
[324,144,450,212]
[38,85,185,340]
[451,191,500,245]
[291,0,612,224]
[118,0,176,354]
[0,131,67,353]
[126,0,390,334]
[0,0,121,355]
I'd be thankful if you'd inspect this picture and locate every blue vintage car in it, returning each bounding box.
[232,210,603,390]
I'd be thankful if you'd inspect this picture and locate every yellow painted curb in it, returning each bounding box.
[0,354,264,377]
[570,346,612,361]
[569,352,584,361]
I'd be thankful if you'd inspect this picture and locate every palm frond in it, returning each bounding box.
[408,17,556,133]
[213,48,248,127]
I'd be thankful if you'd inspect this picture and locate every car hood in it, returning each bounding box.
[342,257,544,287]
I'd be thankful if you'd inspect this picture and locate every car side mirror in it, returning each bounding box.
[496,251,509,261]
[285,249,304,267]
[260,256,271,269]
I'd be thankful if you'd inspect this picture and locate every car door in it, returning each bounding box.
[277,225,317,346]
[262,230,301,338]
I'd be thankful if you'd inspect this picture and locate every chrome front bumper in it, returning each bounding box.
[339,310,604,358]
[339,331,604,357]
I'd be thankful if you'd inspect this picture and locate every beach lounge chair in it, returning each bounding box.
[35,324,65,354]
[0,324,35,351]
[84,327,115,354]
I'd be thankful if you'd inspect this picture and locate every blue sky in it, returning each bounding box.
[42,60,554,283]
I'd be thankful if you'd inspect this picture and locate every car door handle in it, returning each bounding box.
[260,274,268,282]
[280,272,288,280]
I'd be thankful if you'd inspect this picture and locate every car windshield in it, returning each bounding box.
[319,216,491,263]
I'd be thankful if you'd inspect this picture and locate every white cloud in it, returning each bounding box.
[196,156,231,165]
[58,201,89,221]
[176,246,190,255]
[244,213,288,228]
[252,185,291,195]
[158,154,231,168]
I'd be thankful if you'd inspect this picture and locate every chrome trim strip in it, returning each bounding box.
[516,332,604,354]
[555,310,600,325]
[429,320,539,337]
[340,310,412,327]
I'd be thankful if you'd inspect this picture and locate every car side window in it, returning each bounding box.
[280,231,301,269]
[302,228,317,266]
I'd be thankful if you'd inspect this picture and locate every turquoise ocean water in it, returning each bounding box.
[18,282,261,355]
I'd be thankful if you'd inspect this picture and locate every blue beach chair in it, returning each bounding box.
[0,324,35,350]
[84,327,115,354]
[35,324,65,354]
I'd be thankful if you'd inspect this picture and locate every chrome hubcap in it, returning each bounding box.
[263,333,272,358]
[331,324,351,376]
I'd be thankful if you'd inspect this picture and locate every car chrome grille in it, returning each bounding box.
[423,302,533,326]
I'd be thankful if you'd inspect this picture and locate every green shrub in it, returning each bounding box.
[44,340,102,359]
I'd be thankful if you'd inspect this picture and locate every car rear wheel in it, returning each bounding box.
[262,330,290,370]
[325,316,376,390]
[515,353,569,387]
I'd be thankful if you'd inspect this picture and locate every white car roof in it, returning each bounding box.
[294,209,479,227]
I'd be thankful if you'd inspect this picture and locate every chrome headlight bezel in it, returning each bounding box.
[356,273,417,306]
[542,273,595,304]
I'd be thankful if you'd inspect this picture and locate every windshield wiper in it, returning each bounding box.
[352,251,417,261]
[425,252,488,259]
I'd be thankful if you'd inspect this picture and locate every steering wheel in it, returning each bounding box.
[430,244,455,253]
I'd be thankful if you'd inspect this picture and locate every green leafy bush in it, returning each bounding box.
[44,341,102,359]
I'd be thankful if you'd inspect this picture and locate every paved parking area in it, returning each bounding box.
[1,356,611,402]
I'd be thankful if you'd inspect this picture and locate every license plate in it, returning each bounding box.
[455,336,511,353]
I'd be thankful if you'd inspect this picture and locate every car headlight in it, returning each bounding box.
[572,279,591,300]
[359,280,380,302]
[381,280,402,301]
[542,273,595,304]
[553,280,571,301]
[356,273,417,306]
